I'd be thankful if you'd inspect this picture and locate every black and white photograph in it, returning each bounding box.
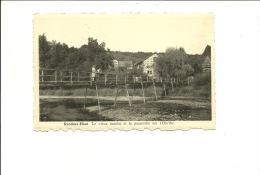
[34,13,215,130]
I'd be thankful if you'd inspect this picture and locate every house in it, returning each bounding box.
[113,60,119,70]
[134,54,158,76]
[113,60,133,71]
[201,56,211,72]
[118,61,133,70]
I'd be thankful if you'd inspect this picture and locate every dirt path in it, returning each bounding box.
[149,100,211,109]
[40,95,154,101]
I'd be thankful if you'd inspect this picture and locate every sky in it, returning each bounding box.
[34,14,214,54]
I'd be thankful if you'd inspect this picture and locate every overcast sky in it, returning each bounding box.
[34,14,214,54]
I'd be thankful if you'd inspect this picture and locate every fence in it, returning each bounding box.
[39,68,181,87]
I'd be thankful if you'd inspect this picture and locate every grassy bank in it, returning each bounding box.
[40,86,164,97]
[39,85,211,98]
[168,85,211,98]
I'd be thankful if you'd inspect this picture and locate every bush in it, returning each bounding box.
[193,71,211,87]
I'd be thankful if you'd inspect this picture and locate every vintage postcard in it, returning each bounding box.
[34,13,215,131]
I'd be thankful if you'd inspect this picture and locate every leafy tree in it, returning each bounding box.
[194,70,211,86]
[193,63,203,74]
[39,34,50,68]
[182,64,194,76]
[155,47,193,78]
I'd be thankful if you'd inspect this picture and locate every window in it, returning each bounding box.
[147,70,153,75]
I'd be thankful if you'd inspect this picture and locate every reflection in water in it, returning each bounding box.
[40,98,211,121]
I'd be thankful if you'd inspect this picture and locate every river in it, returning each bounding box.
[40,98,211,121]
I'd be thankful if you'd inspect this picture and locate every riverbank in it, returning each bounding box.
[39,85,211,98]
[40,98,211,121]
[39,85,211,121]
[40,95,211,108]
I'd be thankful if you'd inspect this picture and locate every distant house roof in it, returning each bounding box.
[134,60,144,66]
[118,61,133,68]
[202,56,211,72]
[134,54,159,66]
[202,56,211,65]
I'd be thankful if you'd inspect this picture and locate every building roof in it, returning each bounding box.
[202,56,211,66]
[134,61,143,66]
[118,61,133,68]
[202,56,211,72]
[134,54,159,66]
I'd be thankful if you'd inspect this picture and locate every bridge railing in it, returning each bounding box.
[39,68,182,86]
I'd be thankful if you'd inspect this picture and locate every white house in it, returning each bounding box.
[134,54,158,76]
[113,60,119,70]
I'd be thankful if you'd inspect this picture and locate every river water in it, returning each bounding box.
[40,98,211,121]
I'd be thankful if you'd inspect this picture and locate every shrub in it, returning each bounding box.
[193,71,211,87]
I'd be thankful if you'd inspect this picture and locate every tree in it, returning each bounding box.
[86,38,113,71]
[39,34,50,68]
[194,70,211,87]
[193,63,203,74]
[155,47,192,78]
[182,64,194,76]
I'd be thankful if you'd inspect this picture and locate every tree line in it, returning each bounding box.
[39,34,113,71]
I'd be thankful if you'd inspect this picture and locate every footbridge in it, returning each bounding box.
[39,68,183,111]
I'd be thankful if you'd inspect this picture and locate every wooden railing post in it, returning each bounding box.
[70,71,73,85]
[105,74,107,86]
[124,75,127,85]
[125,84,131,107]
[132,76,136,101]
[84,85,87,108]
[95,82,100,112]
[163,84,166,97]
[41,70,44,82]
[55,71,57,83]
[77,72,79,82]
[60,71,63,82]
[152,77,157,100]
[114,84,119,106]
[170,78,174,90]
[140,77,146,104]
[90,73,92,86]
